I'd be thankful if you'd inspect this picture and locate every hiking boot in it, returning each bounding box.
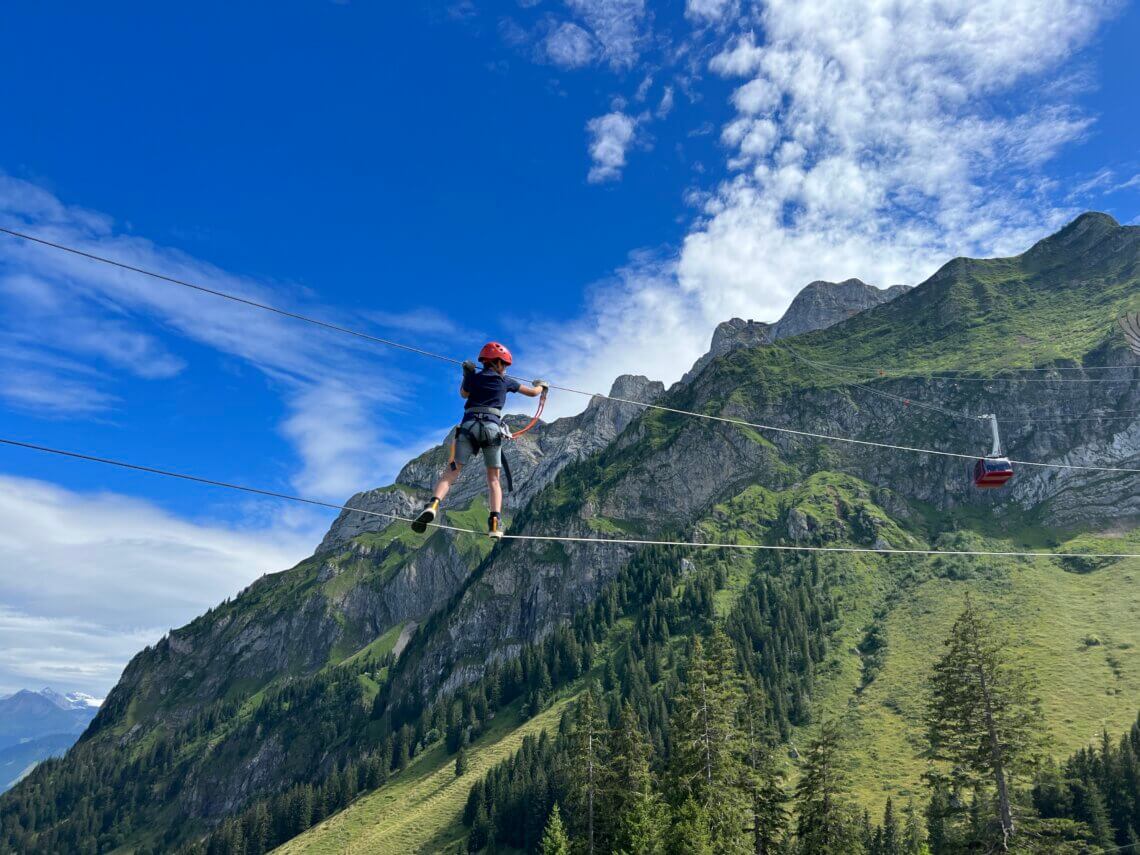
[412,498,440,533]
[488,513,504,540]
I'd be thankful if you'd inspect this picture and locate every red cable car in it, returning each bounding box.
[973,414,1014,489]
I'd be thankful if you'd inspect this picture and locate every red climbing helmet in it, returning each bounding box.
[478,341,513,365]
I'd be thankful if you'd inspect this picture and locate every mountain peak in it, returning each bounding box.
[1023,211,1123,263]
[770,278,910,340]
[681,279,909,384]
[607,374,664,400]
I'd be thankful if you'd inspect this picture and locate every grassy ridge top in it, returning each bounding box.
[784,213,1140,376]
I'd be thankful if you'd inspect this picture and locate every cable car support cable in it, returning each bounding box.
[3,436,1139,560]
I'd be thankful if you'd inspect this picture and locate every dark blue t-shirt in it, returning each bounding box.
[463,368,521,419]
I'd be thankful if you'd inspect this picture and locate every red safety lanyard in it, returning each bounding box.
[509,390,547,439]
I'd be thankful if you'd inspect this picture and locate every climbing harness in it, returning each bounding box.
[452,416,514,491]
[450,385,547,492]
[973,414,1014,489]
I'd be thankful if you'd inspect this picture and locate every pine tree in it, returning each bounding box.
[540,803,571,855]
[669,630,751,852]
[742,690,788,854]
[925,595,1042,850]
[901,799,926,855]
[468,801,493,853]
[669,798,714,855]
[793,720,862,854]
[924,783,950,855]
[880,796,901,855]
[570,686,606,855]
[455,746,469,777]
[607,703,667,855]
[1070,780,1114,849]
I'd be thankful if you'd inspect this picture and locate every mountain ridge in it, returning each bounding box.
[682,277,909,382]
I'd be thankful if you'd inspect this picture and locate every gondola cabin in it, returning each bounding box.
[973,414,1014,489]
[974,456,1014,488]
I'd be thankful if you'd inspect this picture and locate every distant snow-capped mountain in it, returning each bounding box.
[0,688,101,792]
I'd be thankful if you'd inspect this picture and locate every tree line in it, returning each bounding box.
[471,594,1140,854]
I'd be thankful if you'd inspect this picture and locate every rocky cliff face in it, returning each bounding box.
[771,278,909,340]
[96,373,666,739]
[392,215,1140,703]
[682,279,908,382]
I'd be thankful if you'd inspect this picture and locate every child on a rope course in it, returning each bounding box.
[412,342,548,539]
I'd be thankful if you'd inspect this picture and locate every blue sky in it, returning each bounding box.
[2,0,1139,696]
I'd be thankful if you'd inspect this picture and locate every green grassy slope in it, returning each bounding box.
[292,474,1139,851]
[275,696,576,855]
[836,551,1140,813]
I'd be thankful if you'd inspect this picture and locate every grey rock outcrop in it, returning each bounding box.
[683,318,773,383]
[771,279,909,341]
[683,279,909,383]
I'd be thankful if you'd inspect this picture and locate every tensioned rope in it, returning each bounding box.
[0,226,466,367]
[541,387,1140,474]
[4,436,1140,560]
[4,227,1140,475]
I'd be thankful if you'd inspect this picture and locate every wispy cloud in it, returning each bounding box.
[0,368,118,417]
[544,21,597,68]
[365,306,469,340]
[565,0,648,70]
[685,0,740,25]
[586,111,639,183]
[0,474,316,696]
[0,176,437,500]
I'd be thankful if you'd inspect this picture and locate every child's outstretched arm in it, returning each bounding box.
[517,379,549,398]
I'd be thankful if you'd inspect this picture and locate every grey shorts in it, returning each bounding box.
[453,419,503,469]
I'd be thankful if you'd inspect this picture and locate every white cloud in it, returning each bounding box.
[586,111,638,183]
[675,0,1112,323]
[525,253,710,418]
[566,0,647,70]
[544,21,597,68]
[731,77,780,115]
[709,31,763,76]
[685,0,739,24]
[365,306,468,340]
[657,85,675,118]
[0,368,117,416]
[635,74,654,101]
[529,0,1117,400]
[0,176,430,501]
[281,381,397,500]
[0,475,316,696]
